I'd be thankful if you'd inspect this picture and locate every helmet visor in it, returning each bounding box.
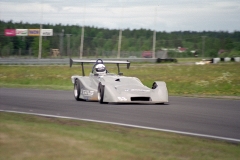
[96,66,106,72]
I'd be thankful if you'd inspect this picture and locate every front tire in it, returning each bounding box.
[74,79,82,101]
[98,83,106,104]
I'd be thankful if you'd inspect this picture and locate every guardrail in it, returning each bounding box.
[1,57,238,65]
[0,58,70,65]
[0,58,159,65]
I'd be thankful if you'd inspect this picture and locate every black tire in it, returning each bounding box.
[152,82,158,89]
[74,79,82,101]
[98,83,105,104]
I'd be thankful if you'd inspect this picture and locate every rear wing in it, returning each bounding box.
[70,58,130,76]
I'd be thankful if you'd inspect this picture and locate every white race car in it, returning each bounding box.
[70,59,168,104]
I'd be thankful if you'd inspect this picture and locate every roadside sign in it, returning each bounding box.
[16,29,28,36]
[4,29,16,36]
[41,29,53,36]
[28,29,40,36]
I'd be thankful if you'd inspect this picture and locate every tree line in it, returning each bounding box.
[0,20,240,58]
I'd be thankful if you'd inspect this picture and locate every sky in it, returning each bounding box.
[1,0,240,32]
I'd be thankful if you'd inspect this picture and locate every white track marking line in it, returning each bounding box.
[1,109,240,143]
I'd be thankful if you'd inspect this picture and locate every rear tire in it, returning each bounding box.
[74,79,82,101]
[152,82,158,89]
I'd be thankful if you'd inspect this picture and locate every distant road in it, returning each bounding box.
[1,88,240,142]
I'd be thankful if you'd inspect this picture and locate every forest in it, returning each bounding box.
[0,20,240,58]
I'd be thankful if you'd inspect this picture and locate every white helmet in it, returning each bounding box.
[95,64,106,75]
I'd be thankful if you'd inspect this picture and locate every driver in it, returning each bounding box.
[94,64,107,76]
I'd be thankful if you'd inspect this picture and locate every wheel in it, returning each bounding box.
[98,83,105,104]
[74,79,82,101]
[98,83,104,103]
[152,82,158,89]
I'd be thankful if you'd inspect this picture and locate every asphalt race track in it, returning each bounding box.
[1,88,240,142]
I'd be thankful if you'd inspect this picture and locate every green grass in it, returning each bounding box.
[0,63,239,97]
[1,112,240,160]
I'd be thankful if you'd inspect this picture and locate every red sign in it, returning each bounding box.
[5,29,16,36]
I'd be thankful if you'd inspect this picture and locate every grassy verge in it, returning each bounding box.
[0,63,239,97]
[1,112,239,160]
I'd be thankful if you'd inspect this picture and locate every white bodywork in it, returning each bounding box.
[70,59,168,104]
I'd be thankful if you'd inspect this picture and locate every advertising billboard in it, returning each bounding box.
[28,29,40,36]
[16,29,28,36]
[41,29,53,36]
[4,28,53,36]
[5,29,16,36]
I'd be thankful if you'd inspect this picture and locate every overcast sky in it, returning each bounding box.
[1,0,240,32]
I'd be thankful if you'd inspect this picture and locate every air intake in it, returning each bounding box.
[131,97,150,101]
